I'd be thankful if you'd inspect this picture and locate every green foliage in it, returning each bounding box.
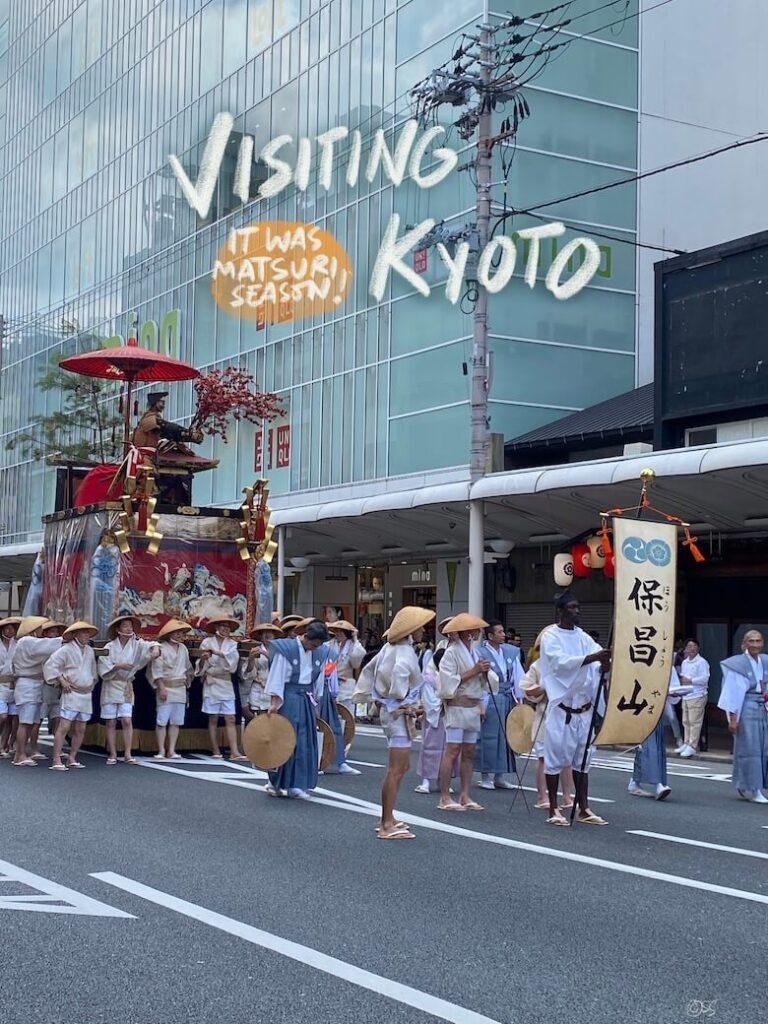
[5,352,124,464]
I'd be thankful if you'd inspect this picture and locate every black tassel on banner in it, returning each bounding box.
[119,390,124,414]
[133,399,139,417]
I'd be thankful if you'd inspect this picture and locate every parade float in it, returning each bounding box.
[23,337,284,750]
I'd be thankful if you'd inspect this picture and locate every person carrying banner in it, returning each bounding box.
[47,622,99,771]
[265,620,330,800]
[538,592,611,826]
[718,630,768,803]
[352,606,434,838]
[197,615,245,761]
[437,613,499,812]
[148,619,194,759]
[98,615,160,765]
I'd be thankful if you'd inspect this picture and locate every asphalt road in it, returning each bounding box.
[1,728,765,1024]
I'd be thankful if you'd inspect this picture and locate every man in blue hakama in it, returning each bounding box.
[475,620,523,790]
[718,630,768,804]
[265,621,330,800]
[628,666,676,800]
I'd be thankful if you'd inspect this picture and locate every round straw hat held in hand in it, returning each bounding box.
[317,718,336,771]
[243,714,296,769]
[506,703,535,754]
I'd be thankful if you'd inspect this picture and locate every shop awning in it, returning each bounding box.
[270,438,768,562]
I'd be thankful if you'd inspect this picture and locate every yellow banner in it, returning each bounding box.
[595,518,677,746]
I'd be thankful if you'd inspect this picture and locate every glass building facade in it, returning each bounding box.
[0,0,639,545]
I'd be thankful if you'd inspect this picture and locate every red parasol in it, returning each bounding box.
[59,339,200,447]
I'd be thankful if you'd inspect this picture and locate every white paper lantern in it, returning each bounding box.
[554,552,574,587]
[587,535,606,569]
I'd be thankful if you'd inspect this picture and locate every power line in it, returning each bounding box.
[510,133,768,217]
[513,209,687,255]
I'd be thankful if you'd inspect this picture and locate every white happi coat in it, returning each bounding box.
[148,641,193,704]
[13,636,63,705]
[538,625,601,770]
[196,635,239,702]
[0,636,16,705]
[328,636,366,705]
[99,635,157,704]
[240,650,270,711]
[44,642,98,716]
[438,640,499,733]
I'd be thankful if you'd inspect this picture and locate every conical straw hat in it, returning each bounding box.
[16,616,49,639]
[63,621,98,641]
[203,615,240,633]
[157,618,193,641]
[386,606,436,644]
[107,615,142,640]
[328,619,356,634]
[442,613,488,634]
[249,623,284,639]
[0,616,22,630]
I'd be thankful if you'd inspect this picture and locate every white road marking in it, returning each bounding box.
[91,872,503,1024]
[301,793,768,907]
[628,830,768,861]
[0,859,134,917]
[347,759,386,768]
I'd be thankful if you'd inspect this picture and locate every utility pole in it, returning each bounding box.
[467,23,493,614]
[412,18,531,613]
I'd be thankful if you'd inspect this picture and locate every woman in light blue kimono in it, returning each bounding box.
[718,630,768,803]
[265,621,330,799]
[475,620,522,790]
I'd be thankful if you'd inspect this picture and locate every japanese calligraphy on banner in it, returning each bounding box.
[594,518,677,746]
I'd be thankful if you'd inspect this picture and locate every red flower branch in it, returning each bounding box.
[191,367,285,442]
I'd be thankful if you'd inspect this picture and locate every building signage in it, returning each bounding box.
[169,116,604,325]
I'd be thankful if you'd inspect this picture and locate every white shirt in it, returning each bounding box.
[148,641,193,703]
[0,637,15,681]
[99,635,157,704]
[680,654,710,700]
[12,636,63,704]
[44,641,98,715]
[197,635,239,702]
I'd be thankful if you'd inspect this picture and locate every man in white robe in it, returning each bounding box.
[538,593,611,826]
[437,613,499,812]
[353,607,435,839]
[148,620,194,759]
[327,621,366,715]
[197,616,245,761]
[46,622,99,770]
[718,630,768,803]
[0,617,21,758]
[99,615,160,765]
[11,617,64,767]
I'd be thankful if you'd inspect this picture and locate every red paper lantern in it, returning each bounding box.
[603,552,615,579]
[571,542,591,577]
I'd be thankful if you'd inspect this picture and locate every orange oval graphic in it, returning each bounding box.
[211,221,353,325]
